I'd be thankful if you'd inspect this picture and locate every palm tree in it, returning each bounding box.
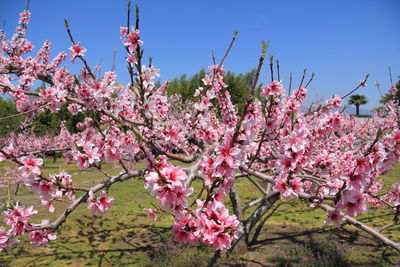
[348,94,368,116]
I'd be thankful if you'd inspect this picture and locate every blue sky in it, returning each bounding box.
[1,0,399,110]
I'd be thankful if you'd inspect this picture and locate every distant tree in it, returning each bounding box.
[167,69,206,101]
[31,104,86,136]
[167,69,262,113]
[224,69,262,112]
[380,80,400,105]
[348,94,368,116]
[0,97,21,136]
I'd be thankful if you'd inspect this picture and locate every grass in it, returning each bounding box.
[0,159,399,266]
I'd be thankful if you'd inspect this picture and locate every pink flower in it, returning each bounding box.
[28,229,57,247]
[338,192,367,217]
[215,142,240,168]
[18,10,31,25]
[326,95,342,108]
[67,103,82,115]
[208,232,232,250]
[172,215,200,245]
[0,227,19,252]
[19,155,43,177]
[74,143,101,169]
[2,205,37,236]
[347,172,365,191]
[274,176,303,200]
[126,54,137,64]
[390,83,398,95]
[161,166,187,185]
[122,28,143,52]
[202,220,223,244]
[27,179,54,200]
[384,184,400,206]
[261,81,284,98]
[324,210,344,228]
[289,177,303,194]
[69,42,87,62]
[87,191,114,215]
[157,185,193,210]
[41,200,55,213]
[120,26,128,38]
[143,208,157,220]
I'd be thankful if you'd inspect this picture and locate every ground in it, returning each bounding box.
[0,159,399,266]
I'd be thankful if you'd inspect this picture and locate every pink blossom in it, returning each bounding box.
[120,26,128,38]
[338,192,367,217]
[324,210,345,228]
[41,200,55,213]
[215,142,240,168]
[26,179,54,200]
[173,215,200,245]
[19,155,43,177]
[87,191,114,215]
[261,81,284,97]
[28,229,57,247]
[143,208,158,220]
[126,54,137,64]
[0,227,19,252]
[326,95,342,108]
[67,103,82,115]
[2,205,37,236]
[122,28,143,52]
[18,10,31,25]
[68,42,87,62]
[162,166,187,185]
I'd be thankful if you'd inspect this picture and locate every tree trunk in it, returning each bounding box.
[229,184,248,253]
[230,191,280,253]
[356,104,360,116]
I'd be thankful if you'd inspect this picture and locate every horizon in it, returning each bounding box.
[1,0,399,111]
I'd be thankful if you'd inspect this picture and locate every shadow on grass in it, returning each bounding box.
[2,215,170,266]
[2,215,399,267]
[250,225,398,267]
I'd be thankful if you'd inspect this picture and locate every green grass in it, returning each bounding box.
[0,160,399,266]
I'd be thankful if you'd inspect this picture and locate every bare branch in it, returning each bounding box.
[30,170,142,231]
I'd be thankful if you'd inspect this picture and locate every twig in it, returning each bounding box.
[341,74,369,99]
[298,68,307,89]
[0,103,48,121]
[269,55,274,82]
[64,19,95,79]
[304,72,315,88]
[276,59,280,81]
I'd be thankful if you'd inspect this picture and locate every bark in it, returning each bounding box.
[244,191,280,234]
[230,191,280,253]
[229,183,248,253]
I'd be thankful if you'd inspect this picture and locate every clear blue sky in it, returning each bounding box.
[1,0,399,110]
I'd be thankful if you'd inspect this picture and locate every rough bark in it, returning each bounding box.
[229,183,248,253]
[230,190,280,253]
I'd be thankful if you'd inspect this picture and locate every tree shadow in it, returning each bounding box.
[247,225,398,267]
[4,215,170,266]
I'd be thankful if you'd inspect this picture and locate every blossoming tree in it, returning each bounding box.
[0,3,399,255]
